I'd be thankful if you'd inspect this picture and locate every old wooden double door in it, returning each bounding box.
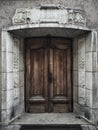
[26,37,72,113]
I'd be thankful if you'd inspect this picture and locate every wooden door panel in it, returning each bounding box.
[26,38,48,113]
[31,49,44,96]
[50,49,70,112]
[26,37,72,113]
[66,48,72,111]
[50,38,72,112]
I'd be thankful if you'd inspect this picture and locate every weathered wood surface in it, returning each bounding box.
[26,37,72,113]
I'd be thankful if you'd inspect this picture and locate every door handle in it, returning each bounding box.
[48,72,52,83]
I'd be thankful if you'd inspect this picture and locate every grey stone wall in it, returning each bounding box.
[0,31,24,123]
[0,0,98,29]
[73,31,98,124]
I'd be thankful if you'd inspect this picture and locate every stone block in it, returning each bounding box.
[92,52,97,71]
[7,107,15,121]
[78,87,85,105]
[78,87,85,98]
[86,32,92,52]
[1,52,7,72]
[19,71,24,87]
[83,106,92,121]
[97,52,98,71]
[7,53,13,72]
[92,109,98,124]
[91,31,97,52]
[1,91,7,109]
[13,72,19,88]
[78,96,85,106]
[73,54,78,70]
[85,72,92,90]
[73,71,78,86]
[0,74,1,89]
[92,72,98,90]
[6,33,13,53]
[19,53,24,71]
[4,125,13,130]
[78,53,85,71]
[85,89,92,108]
[86,52,92,71]
[97,32,98,52]
[0,32,2,52]
[73,102,83,116]
[0,52,1,72]
[78,72,85,88]
[1,31,7,52]
[92,90,98,109]
[20,87,24,102]
[1,109,7,122]
[1,31,13,53]
[5,125,21,130]
[19,38,24,53]
[7,73,13,90]
[86,52,97,72]
[73,38,78,54]
[1,73,7,91]
[78,36,85,54]
[73,86,78,102]
[14,103,24,117]
[13,38,20,53]
[1,73,13,91]
[14,87,20,106]
[7,90,14,109]
[86,72,98,91]
[13,52,19,72]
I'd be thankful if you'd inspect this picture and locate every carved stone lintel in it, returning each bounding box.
[13,8,31,24]
[74,12,86,24]
[12,5,87,26]
[68,9,86,25]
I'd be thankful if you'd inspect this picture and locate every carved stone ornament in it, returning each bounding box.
[12,5,86,26]
[12,8,31,24]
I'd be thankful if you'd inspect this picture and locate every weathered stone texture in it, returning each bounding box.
[0,32,24,123]
[0,0,98,28]
[73,31,98,124]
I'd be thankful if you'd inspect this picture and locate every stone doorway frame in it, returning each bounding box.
[0,5,98,125]
[1,25,98,125]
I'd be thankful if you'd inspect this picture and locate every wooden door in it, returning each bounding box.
[25,37,72,113]
[49,38,72,112]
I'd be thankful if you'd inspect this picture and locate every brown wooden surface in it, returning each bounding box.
[25,37,72,113]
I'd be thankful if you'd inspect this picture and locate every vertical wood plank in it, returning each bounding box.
[67,48,72,111]
[63,51,67,95]
[26,37,72,113]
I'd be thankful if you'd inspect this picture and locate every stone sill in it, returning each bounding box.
[10,113,89,125]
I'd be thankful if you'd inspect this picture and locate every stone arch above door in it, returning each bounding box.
[12,4,87,27]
